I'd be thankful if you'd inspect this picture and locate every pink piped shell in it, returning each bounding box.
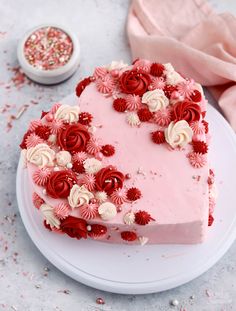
[72,151,88,164]
[153,107,172,127]
[86,137,101,155]
[177,79,195,98]
[96,74,115,94]
[33,167,52,186]
[26,133,44,148]
[80,203,98,220]
[93,67,108,79]
[80,174,96,191]
[149,77,166,90]
[190,121,205,135]
[50,103,62,114]
[188,152,207,168]
[48,119,65,134]
[54,203,71,219]
[29,119,42,132]
[110,188,127,205]
[125,94,142,111]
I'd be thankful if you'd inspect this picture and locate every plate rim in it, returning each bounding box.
[16,104,236,294]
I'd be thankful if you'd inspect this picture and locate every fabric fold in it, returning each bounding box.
[127,0,236,130]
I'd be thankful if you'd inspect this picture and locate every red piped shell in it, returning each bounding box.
[135,210,154,225]
[137,108,153,122]
[121,231,137,241]
[192,140,208,154]
[151,131,165,144]
[150,63,164,77]
[101,144,115,157]
[208,214,214,226]
[79,112,93,125]
[88,224,107,238]
[113,98,127,112]
[72,162,85,174]
[172,100,201,123]
[127,187,141,201]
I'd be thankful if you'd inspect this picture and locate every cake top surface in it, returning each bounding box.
[20,59,214,242]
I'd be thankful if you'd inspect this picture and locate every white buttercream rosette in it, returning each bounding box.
[68,185,94,208]
[165,120,193,148]
[54,104,80,123]
[142,89,169,112]
[26,143,55,168]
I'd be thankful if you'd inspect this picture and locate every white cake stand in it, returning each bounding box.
[16,94,236,294]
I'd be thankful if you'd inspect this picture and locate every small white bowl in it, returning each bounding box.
[17,24,80,85]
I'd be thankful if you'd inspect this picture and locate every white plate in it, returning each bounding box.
[16,95,236,294]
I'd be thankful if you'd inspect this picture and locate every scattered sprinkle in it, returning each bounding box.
[96,297,105,305]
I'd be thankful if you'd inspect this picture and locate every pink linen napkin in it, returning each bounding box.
[127,0,236,130]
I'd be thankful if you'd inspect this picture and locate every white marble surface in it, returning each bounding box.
[0,0,236,310]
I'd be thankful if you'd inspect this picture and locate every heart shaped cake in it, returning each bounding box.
[20,59,216,245]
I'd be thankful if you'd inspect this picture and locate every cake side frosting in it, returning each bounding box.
[20,59,216,245]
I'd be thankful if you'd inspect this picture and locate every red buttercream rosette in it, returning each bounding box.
[95,165,125,195]
[60,216,88,239]
[119,70,151,96]
[172,100,201,123]
[46,170,77,199]
[57,123,90,153]
[76,77,92,97]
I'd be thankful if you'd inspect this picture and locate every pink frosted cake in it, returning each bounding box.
[20,59,217,245]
